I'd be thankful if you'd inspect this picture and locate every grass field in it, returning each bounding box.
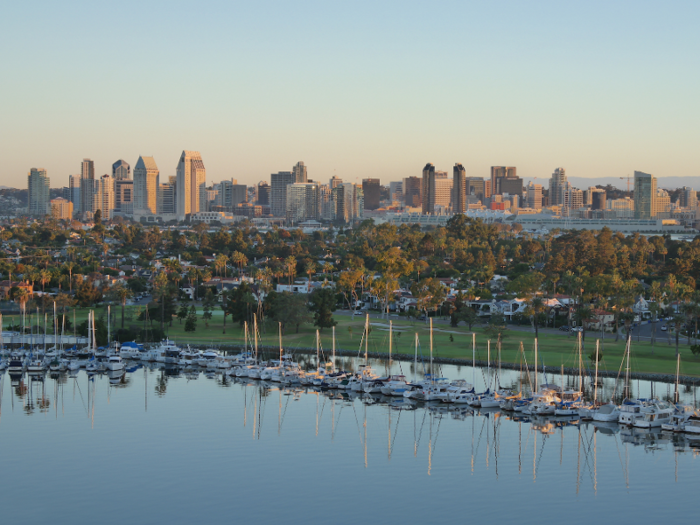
[50,304,700,378]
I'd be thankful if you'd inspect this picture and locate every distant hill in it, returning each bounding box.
[523,176,700,191]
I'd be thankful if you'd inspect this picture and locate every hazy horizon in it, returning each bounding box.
[4,1,700,188]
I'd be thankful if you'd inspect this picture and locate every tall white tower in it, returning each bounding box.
[176,151,206,220]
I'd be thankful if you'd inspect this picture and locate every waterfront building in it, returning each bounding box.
[634,171,657,219]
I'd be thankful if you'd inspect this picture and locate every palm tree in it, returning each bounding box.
[110,283,133,329]
[285,256,297,286]
[305,261,316,292]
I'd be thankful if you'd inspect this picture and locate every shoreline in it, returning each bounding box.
[191,343,700,387]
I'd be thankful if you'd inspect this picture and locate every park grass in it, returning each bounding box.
[74,305,700,378]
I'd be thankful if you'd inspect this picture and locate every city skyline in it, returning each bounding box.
[3,2,700,187]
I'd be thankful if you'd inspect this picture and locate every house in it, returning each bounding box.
[0,280,33,300]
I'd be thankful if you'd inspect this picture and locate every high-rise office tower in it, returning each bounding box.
[112,159,130,180]
[634,171,657,219]
[320,184,333,220]
[133,156,159,214]
[158,176,177,215]
[115,179,134,214]
[286,182,320,223]
[80,158,96,214]
[526,182,543,209]
[362,178,381,210]
[490,167,517,196]
[293,161,308,183]
[216,179,247,209]
[548,167,570,207]
[466,177,486,202]
[421,163,436,214]
[256,181,270,206]
[591,189,607,211]
[27,168,50,216]
[67,175,81,213]
[176,151,206,220]
[95,174,115,220]
[680,187,697,208]
[403,176,422,207]
[271,171,296,217]
[498,176,523,197]
[330,176,343,189]
[452,164,466,214]
[271,164,307,217]
[389,181,403,202]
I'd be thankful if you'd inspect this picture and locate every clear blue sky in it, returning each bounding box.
[3,1,699,188]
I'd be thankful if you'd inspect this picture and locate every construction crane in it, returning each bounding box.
[619,174,631,193]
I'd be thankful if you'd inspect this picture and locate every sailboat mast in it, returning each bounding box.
[625,337,630,398]
[365,313,369,364]
[429,317,433,381]
[44,312,47,353]
[254,315,258,362]
[244,321,248,352]
[332,326,336,371]
[472,333,476,389]
[675,353,680,403]
[414,333,418,383]
[487,340,490,389]
[107,305,111,346]
[278,322,283,364]
[316,329,319,368]
[578,331,582,392]
[594,340,599,404]
[534,338,538,393]
[389,320,392,365]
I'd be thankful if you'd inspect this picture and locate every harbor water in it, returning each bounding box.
[0,357,697,525]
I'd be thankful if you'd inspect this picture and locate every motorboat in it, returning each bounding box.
[618,398,652,426]
[380,375,409,396]
[633,400,674,429]
[105,355,126,371]
[197,349,221,367]
[683,416,700,435]
[661,405,697,432]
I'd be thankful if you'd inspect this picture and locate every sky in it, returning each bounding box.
[3,1,700,189]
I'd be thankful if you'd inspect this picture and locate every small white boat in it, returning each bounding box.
[661,405,697,432]
[105,355,126,371]
[633,400,674,429]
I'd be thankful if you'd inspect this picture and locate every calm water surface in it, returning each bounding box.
[0,358,698,525]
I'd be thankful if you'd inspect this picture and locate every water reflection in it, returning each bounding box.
[2,360,700,499]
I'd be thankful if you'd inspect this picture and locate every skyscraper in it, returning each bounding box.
[254,182,269,206]
[133,156,159,214]
[80,158,95,215]
[362,178,381,210]
[115,179,134,214]
[176,151,206,220]
[271,171,296,217]
[286,182,320,223]
[95,174,115,220]
[490,167,517,196]
[452,164,466,214]
[158,176,177,215]
[27,168,50,216]
[421,163,436,214]
[680,187,697,208]
[68,175,81,213]
[526,182,542,209]
[217,179,247,209]
[634,171,657,219]
[292,161,308,183]
[548,167,570,207]
[330,176,343,189]
[403,176,422,207]
[112,159,130,180]
[466,177,486,202]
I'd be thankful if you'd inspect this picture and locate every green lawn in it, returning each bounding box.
[77,305,700,378]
